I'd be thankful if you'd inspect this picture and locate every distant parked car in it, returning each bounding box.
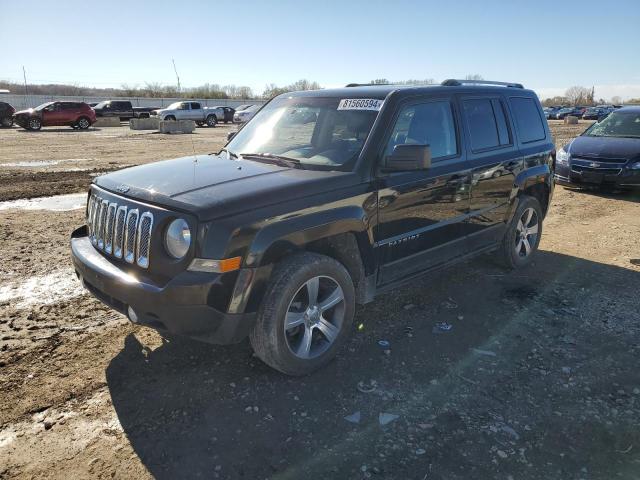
[544,106,562,119]
[13,101,96,131]
[151,101,221,126]
[0,101,15,127]
[93,100,158,120]
[555,106,640,189]
[554,107,584,120]
[213,106,235,123]
[582,106,613,120]
[233,104,259,123]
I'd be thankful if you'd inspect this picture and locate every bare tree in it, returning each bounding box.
[565,86,590,106]
[465,74,484,81]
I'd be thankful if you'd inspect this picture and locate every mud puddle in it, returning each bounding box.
[0,193,86,211]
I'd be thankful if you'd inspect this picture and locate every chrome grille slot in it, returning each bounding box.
[136,212,153,268]
[104,203,117,254]
[113,206,127,258]
[97,200,109,249]
[124,209,139,264]
[85,192,154,269]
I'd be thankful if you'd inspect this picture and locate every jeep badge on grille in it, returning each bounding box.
[116,184,129,193]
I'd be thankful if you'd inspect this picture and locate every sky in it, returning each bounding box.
[1,0,639,100]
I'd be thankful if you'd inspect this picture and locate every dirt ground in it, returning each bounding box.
[1,120,640,479]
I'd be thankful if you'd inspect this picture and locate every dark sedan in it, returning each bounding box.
[554,106,640,189]
[554,107,585,120]
[582,106,612,120]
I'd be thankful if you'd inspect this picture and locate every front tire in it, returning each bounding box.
[206,115,217,127]
[27,117,42,131]
[496,195,543,269]
[250,252,355,376]
[0,116,13,128]
[164,115,176,121]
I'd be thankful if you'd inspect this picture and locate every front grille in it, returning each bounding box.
[571,165,622,176]
[87,193,154,268]
[572,156,627,165]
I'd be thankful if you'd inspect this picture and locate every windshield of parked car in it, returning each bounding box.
[34,102,54,111]
[224,96,381,171]
[166,102,182,110]
[584,111,640,138]
[94,101,108,108]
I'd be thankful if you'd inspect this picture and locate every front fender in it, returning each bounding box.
[245,205,374,269]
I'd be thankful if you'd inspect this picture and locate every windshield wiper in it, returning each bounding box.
[240,153,303,169]
[218,148,238,159]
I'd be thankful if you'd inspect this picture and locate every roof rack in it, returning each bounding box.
[441,79,524,89]
[345,83,386,87]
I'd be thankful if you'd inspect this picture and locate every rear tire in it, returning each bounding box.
[206,115,217,127]
[76,117,91,130]
[496,195,543,269]
[250,252,355,376]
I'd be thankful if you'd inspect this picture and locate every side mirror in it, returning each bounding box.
[383,144,431,171]
[227,131,236,141]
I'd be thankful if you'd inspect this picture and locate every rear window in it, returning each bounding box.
[510,97,546,143]
[462,98,510,151]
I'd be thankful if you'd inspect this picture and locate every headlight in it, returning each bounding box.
[631,161,640,170]
[165,218,191,259]
[556,147,569,165]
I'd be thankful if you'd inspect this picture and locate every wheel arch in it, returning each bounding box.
[244,208,376,308]
[512,164,552,218]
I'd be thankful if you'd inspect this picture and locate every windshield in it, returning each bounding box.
[167,102,181,110]
[584,111,640,138]
[94,101,108,108]
[225,97,381,171]
[34,102,54,111]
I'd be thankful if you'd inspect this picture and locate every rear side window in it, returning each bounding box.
[509,97,546,143]
[384,100,458,160]
[462,98,512,151]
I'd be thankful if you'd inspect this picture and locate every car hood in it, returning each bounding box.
[567,135,640,161]
[94,154,356,220]
[13,109,35,116]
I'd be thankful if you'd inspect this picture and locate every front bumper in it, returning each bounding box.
[554,163,640,188]
[71,227,256,344]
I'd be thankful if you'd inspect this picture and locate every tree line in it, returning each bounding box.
[541,85,639,107]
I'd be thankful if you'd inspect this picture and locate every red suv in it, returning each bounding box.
[13,101,97,131]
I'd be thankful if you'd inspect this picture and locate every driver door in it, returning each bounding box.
[375,97,471,285]
[42,103,64,126]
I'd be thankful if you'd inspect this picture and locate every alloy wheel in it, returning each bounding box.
[515,207,539,258]
[78,118,89,129]
[284,275,345,359]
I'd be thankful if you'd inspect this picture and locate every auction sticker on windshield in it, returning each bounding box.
[337,99,384,111]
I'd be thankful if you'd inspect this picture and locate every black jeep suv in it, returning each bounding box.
[71,79,554,375]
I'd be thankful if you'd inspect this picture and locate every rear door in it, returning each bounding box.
[459,95,521,251]
[190,102,202,120]
[375,96,471,285]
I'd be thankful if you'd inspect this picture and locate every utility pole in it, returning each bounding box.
[172,59,181,93]
[22,66,28,96]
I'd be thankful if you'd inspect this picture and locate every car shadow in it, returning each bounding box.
[559,185,640,203]
[106,251,640,479]
[16,127,102,133]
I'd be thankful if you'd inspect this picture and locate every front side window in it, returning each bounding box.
[225,97,380,171]
[191,102,201,110]
[384,101,457,159]
[509,97,546,143]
